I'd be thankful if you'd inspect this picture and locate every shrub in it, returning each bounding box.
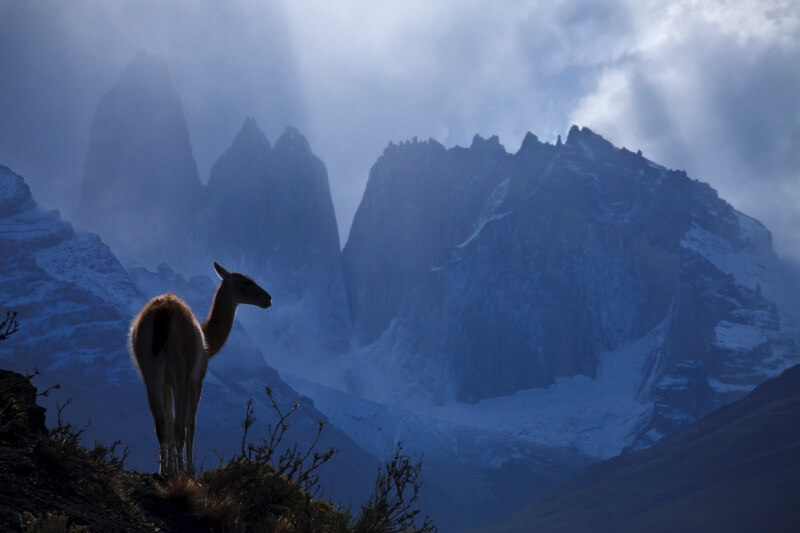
[196,386,347,531]
[354,443,436,533]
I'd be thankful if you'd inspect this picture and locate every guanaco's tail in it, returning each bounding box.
[152,307,172,356]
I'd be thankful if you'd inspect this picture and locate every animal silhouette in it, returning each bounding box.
[129,261,271,475]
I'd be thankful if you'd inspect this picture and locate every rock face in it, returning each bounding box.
[75,51,203,272]
[343,135,510,345]
[343,127,799,448]
[0,164,375,504]
[204,118,351,367]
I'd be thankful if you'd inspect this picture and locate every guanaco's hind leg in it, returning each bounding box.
[185,381,203,475]
[163,385,177,476]
[172,383,187,475]
[168,330,194,475]
[143,362,170,476]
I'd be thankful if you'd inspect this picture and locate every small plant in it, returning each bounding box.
[237,386,337,498]
[197,386,346,531]
[33,393,129,474]
[354,442,437,533]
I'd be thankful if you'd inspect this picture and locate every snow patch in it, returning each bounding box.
[680,223,770,289]
[456,178,511,249]
[713,321,768,351]
[336,323,668,460]
[707,378,753,394]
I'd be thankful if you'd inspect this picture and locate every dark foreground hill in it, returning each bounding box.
[0,369,434,532]
[487,363,800,532]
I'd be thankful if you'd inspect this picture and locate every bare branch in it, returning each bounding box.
[355,442,437,533]
[0,310,19,341]
[37,383,61,398]
[234,386,338,502]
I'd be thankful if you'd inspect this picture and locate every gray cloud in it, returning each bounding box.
[1,0,798,261]
[569,0,800,260]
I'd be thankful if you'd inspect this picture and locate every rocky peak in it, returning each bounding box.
[515,132,555,164]
[117,50,174,93]
[231,116,271,152]
[565,125,616,156]
[275,126,311,156]
[517,131,539,153]
[469,134,506,155]
[75,53,202,272]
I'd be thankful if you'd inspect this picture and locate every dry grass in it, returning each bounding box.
[157,474,206,514]
[20,512,89,533]
[156,473,239,529]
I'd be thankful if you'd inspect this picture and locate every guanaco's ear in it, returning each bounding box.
[213,261,230,279]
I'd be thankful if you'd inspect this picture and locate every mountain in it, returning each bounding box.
[341,127,799,455]
[488,363,800,532]
[74,51,204,272]
[203,118,351,373]
[0,164,375,506]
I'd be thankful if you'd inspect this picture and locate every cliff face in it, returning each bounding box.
[342,136,510,345]
[75,51,203,272]
[343,127,798,448]
[204,118,351,367]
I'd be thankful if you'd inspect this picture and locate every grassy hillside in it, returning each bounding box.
[0,367,435,532]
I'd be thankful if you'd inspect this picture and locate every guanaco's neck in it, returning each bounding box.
[201,281,237,358]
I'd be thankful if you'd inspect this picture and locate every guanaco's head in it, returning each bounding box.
[214,261,272,308]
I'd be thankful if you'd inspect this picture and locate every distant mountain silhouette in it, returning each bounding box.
[75,51,203,272]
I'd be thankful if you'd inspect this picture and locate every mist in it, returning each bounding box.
[1,0,798,260]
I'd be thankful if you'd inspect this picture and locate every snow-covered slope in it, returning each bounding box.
[0,164,139,375]
[285,372,592,532]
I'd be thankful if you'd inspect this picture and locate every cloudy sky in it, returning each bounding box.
[1,0,798,260]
